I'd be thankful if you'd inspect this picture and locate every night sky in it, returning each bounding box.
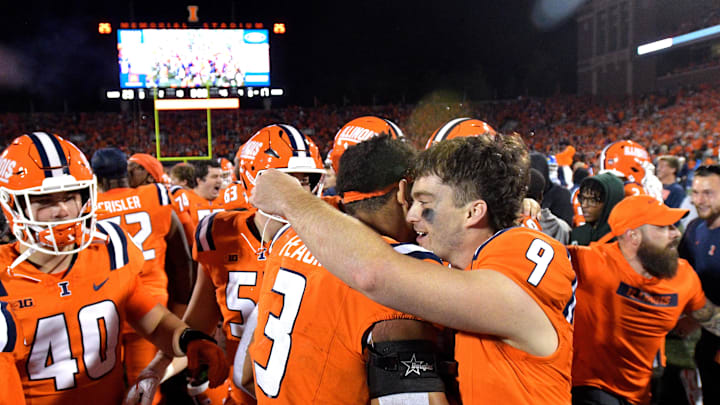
[0,0,579,111]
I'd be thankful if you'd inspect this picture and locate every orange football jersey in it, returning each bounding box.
[169,185,197,249]
[193,209,268,362]
[1,301,26,405]
[455,227,576,404]
[186,189,225,226]
[218,181,251,211]
[250,226,442,403]
[568,243,706,405]
[97,183,173,301]
[0,222,159,405]
[624,181,645,198]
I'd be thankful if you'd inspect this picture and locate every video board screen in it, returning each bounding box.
[117,29,270,88]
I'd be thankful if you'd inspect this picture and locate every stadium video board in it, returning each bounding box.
[117,28,270,88]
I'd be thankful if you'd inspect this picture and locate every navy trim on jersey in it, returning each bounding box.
[170,185,183,196]
[195,212,217,252]
[97,221,130,270]
[154,183,171,206]
[0,279,6,297]
[0,301,17,352]
[472,227,513,260]
[390,243,442,264]
[563,277,577,324]
[61,253,79,279]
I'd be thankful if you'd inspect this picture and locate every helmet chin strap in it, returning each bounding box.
[258,209,288,226]
[7,247,41,282]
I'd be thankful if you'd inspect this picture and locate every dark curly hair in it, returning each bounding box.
[413,133,530,232]
[336,134,416,215]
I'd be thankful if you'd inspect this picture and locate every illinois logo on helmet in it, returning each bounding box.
[425,118,496,149]
[238,124,325,201]
[599,140,650,183]
[0,132,99,257]
[328,116,404,173]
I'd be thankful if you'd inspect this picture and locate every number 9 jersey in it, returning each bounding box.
[456,227,576,404]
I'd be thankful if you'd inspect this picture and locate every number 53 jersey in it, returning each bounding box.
[250,226,442,404]
[0,223,160,405]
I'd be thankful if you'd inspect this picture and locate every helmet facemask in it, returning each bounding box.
[0,174,98,256]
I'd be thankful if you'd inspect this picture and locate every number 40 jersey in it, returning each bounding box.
[0,223,160,405]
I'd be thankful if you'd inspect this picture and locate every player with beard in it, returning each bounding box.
[678,164,720,403]
[568,195,720,405]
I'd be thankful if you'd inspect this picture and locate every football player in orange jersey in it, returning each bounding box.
[0,133,227,404]
[600,140,664,200]
[92,147,193,402]
[129,124,326,405]
[1,300,26,405]
[568,195,720,405]
[250,134,577,404]
[129,154,196,250]
[186,160,225,225]
[249,134,453,404]
[217,153,250,214]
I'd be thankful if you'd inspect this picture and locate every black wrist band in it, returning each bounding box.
[178,328,217,354]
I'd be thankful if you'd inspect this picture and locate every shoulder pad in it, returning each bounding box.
[153,183,171,206]
[195,212,219,252]
[0,301,17,352]
[96,221,131,270]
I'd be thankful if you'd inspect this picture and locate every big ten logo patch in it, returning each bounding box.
[226,254,239,263]
[16,297,34,309]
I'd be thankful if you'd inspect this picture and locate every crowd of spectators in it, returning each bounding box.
[1,82,719,171]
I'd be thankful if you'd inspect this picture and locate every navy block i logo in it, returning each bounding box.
[58,281,72,297]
